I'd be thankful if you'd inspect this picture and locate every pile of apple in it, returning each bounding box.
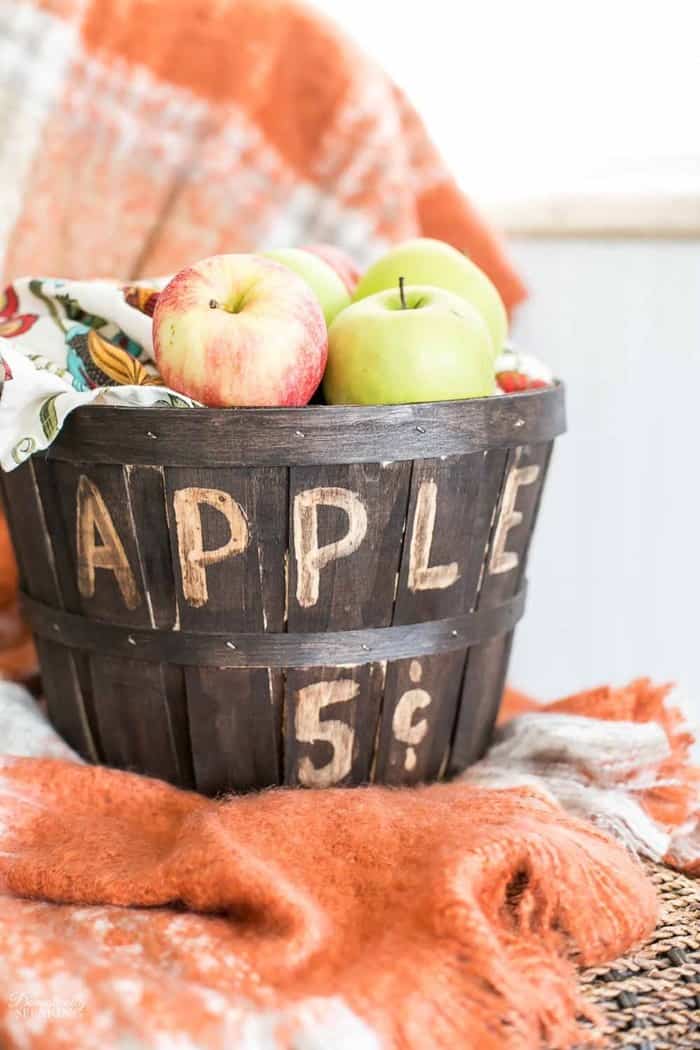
[153,238,547,408]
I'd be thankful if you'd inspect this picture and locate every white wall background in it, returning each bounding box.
[318,0,700,207]
[508,238,699,726]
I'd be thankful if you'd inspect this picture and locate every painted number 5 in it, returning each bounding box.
[295,679,359,787]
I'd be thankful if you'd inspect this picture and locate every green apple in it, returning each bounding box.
[353,238,507,359]
[263,248,350,327]
[323,282,495,405]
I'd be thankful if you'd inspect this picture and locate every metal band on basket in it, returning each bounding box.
[20,586,527,669]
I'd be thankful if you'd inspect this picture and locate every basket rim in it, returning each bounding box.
[47,381,566,467]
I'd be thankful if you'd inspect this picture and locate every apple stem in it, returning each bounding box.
[209,299,218,310]
[399,276,407,309]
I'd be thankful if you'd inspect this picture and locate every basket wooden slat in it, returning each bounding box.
[449,440,553,772]
[165,464,288,792]
[284,460,412,788]
[2,457,99,761]
[376,450,496,784]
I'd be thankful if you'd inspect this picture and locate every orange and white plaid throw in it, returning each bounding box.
[0,0,525,312]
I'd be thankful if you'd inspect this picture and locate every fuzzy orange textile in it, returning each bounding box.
[0,753,657,1049]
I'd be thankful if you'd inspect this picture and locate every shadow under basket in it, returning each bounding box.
[2,385,565,794]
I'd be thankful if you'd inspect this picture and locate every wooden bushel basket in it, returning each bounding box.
[2,385,565,793]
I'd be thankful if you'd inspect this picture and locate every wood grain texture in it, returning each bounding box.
[375,451,505,781]
[47,385,566,467]
[450,632,515,770]
[31,456,102,759]
[52,461,149,628]
[448,442,554,773]
[1,459,99,759]
[48,460,192,784]
[374,452,488,782]
[283,461,411,786]
[287,462,411,631]
[185,667,282,793]
[89,655,193,784]
[126,465,178,629]
[373,651,465,785]
[284,663,384,787]
[393,453,486,624]
[164,466,287,793]
[164,466,286,634]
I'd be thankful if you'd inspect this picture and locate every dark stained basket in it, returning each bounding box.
[1,385,565,793]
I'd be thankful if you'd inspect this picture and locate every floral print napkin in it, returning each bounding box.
[0,278,197,471]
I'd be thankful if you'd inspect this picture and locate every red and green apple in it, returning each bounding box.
[153,254,327,407]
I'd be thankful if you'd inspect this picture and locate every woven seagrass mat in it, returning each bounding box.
[578,863,700,1049]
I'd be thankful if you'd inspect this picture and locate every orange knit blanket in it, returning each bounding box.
[0,754,657,1050]
[2,635,699,1049]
